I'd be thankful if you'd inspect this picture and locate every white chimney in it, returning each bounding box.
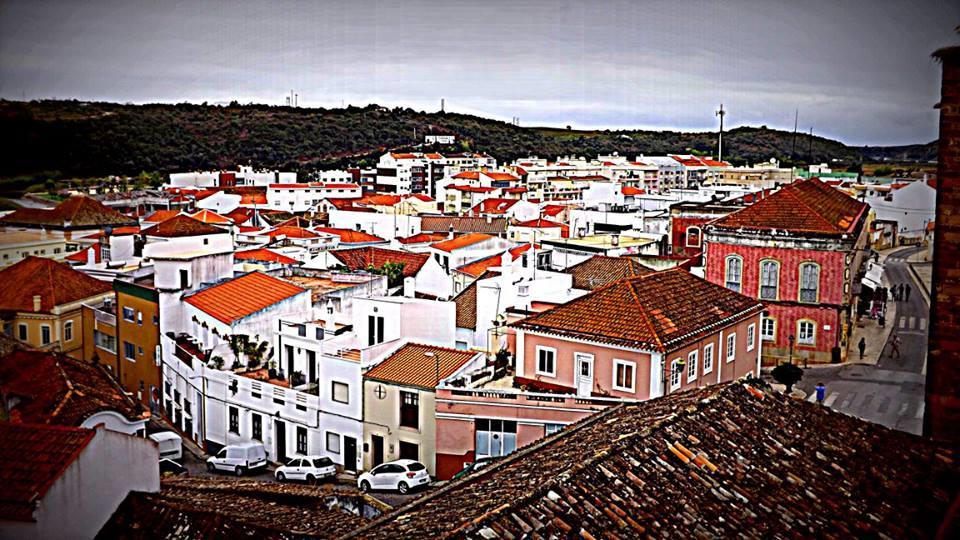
[403,277,416,298]
[324,300,337,334]
[499,251,511,268]
[33,295,42,312]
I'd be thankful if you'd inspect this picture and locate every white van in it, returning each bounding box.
[206,442,268,476]
[148,431,182,461]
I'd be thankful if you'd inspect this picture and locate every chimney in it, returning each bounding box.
[499,251,512,268]
[403,277,416,298]
[33,295,42,312]
[486,215,492,224]
[448,225,454,240]
[325,300,337,334]
[87,246,96,266]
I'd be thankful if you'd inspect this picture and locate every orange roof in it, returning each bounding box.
[470,198,519,215]
[239,191,268,205]
[141,215,224,237]
[142,210,181,224]
[424,153,444,159]
[0,257,112,313]
[330,247,430,277]
[391,153,419,160]
[364,343,479,389]
[621,186,646,196]
[263,226,319,239]
[452,185,496,193]
[431,233,495,252]
[315,182,359,190]
[456,244,531,277]
[0,196,136,229]
[234,248,300,265]
[190,209,232,224]
[398,232,449,245]
[314,227,385,244]
[65,245,101,264]
[452,171,480,180]
[513,268,763,352]
[268,183,310,189]
[515,218,564,228]
[483,172,519,181]
[541,205,567,217]
[184,272,307,324]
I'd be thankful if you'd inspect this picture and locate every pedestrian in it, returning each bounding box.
[904,283,911,302]
[858,337,866,360]
[891,334,901,359]
[881,286,888,303]
[815,382,826,405]
[898,283,905,301]
[879,312,885,328]
[870,300,879,319]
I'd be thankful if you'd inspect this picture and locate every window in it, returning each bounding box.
[797,320,816,346]
[726,333,736,362]
[670,359,682,391]
[179,269,189,289]
[122,307,135,322]
[536,346,556,376]
[799,263,820,303]
[759,260,780,300]
[64,321,73,342]
[613,360,636,392]
[399,391,419,429]
[703,343,714,374]
[687,350,698,383]
[367,315,385,346]
[685,226,702,248]
[326,431,340,454]
[475,419,518,459]
[725,256,742,292]
[137,311,143,326]
[399,441,419,461]
[331,381,349,404]
[296,426,308,454]
[124,341,135,360]
[747,323,756,351]
[228,407,239,434]
[545,423,564,435]
[251,413,262,441]
[761,318,776,341]
[18,324,27,341]
[40,325,51,345]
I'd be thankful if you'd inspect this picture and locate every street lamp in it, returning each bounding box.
[788,334,795,366]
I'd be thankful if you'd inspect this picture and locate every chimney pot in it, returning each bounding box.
[33,295,42,312]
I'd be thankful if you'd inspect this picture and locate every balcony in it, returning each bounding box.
[173,333,207,368]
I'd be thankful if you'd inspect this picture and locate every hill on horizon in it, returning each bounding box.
[0,100,937,181]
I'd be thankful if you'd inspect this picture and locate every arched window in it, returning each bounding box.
[799,262,820,303]
[797,319,816,346]
[759,260,780,300]
[725,255,743,293]
[685,226,702,248]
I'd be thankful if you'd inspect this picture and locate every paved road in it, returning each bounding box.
[792,246,928,435]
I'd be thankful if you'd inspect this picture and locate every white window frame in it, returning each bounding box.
[797,320,816,346]
[798,262,821,303]
[759,259,780,300]
[64,320,73,342]
[685,226,702,248]
[747,323,756,352]
[726,333,736,363]
[703,343,714,374]
[326,431,341,454]
[761,317,776,341]
[687,350,698,383]
[669,359,682,391]
[612,359,636,393]
[535,346,557,377]
[725,255,743,292]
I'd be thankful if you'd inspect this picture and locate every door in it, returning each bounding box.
[575,354,594,397]
[275,420,287,463]
[372,434,384,467]
[343,436,357,472]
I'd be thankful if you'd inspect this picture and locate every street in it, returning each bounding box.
[792,245,928,435]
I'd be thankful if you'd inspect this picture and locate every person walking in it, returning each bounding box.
[815,382,826,405]
[898,283,905,301]
[904,283,912,302]
[891,334,901,359]
[858,337,866,360]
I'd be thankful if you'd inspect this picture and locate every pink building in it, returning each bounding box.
[433,268,763,479]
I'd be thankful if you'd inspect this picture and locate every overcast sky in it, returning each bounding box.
[1,0,957,145]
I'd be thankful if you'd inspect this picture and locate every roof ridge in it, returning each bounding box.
[785,181,845,232]
[625,277,665,352]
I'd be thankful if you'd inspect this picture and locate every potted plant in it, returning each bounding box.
[268,360,278,379]
[291,370,306,386]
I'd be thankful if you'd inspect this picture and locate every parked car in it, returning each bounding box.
[275,456,336,483]
[149,431,182,461]
[206,442,268,476]
[357,459,430,494]
[451,456,499,481]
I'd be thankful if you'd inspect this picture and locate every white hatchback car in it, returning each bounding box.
[357,459,430,494]
[275,456,336,483]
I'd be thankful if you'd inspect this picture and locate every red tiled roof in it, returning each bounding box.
[190,209,232,224]
[223,207,255,224]
[0,196,135,229]
[431,233,495,252]
[421,216,509,235]
[0,423,95,522]
[390,153,418,160]
[483,172,519,181]
[234,248,300,265]
[455,244,531,278]
[269,183,309,189]
[65,245,101,264]
[622,186,646,196]
[710,178,868,236]
[565,255,653,290]
[514,218,565,229]
[452,185,497,193]
[315,227,386,244]
[670,155,708,167]
[240,192,268,205]
[141,215,224,237]
[364,343,478,389]
[185,272,307,324]
[142,210,181,224]
[504,187,528,194]
[469,198,519,215]
[541,204,567,217]
[701,158,731,167]
[397,232,448,245]
[0,257,111,313]
[513,268,763,352]
[452,171,480,180]
[263,226,319,239]
[330,247,430,277]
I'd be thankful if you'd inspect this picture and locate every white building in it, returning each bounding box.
[267,183,362,213]
[428,233,516,273]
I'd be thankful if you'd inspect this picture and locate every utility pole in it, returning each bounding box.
[715,104,726,161]
[808,126,814,161]
[791,109,799,159]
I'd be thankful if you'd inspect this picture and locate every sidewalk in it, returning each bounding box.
[905,249,932,304]
[839,248,897,367]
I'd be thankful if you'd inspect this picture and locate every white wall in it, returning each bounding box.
[197,192,242,214]
[328,209,422,241]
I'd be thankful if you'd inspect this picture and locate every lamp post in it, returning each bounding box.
[788,334,795,366]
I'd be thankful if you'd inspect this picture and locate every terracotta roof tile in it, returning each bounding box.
[455,244,530,278]
[710,178,868,236]
[397,232,448,245]
[0,423,95,522]
[513,268,763,352]
[431,233,495,252]
[621,186,646,195]
[184,272,307,324]
[142,210,181,224]
[263,225,320,239]
[141,215,224,238]
[234,248,300,265]
[565,255,653,290]
[0,257,111,313]
[351,382,960,539]
[315,227,386,244]
[364,343,479,389]
[0,196,136,229]
[421,216,508,235]
[514,218,565,228]
[483,172,519,181]
[190,209,232,224]
[330,247,429,277]
[469,198,519,215]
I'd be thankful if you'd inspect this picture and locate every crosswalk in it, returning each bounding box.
[806,389,925,420]
[896,316,927,331]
